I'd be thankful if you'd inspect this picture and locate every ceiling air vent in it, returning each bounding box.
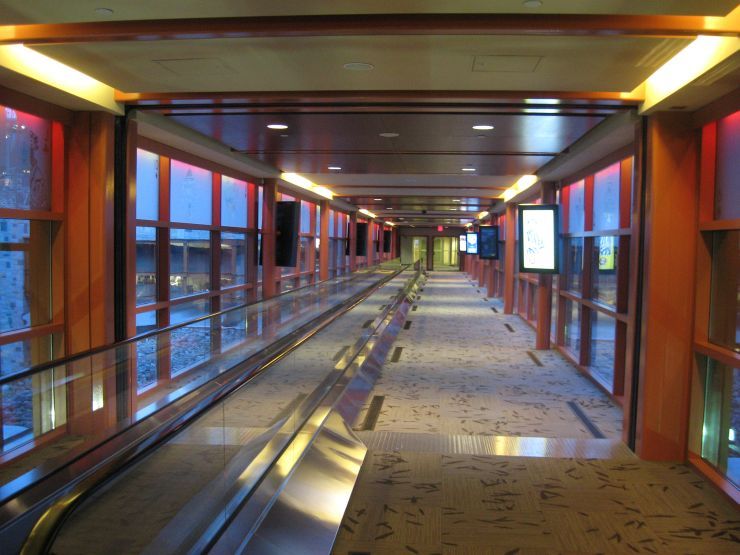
[472,55,542,73]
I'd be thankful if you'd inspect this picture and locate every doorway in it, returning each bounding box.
[400,236,428,265]
[433,237,458,271]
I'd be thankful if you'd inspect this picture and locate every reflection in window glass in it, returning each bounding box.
[589,311,615,387]
[2,377,33,447]
[170,323,211,376]
[135,333,157,390]
[551,277,559,341]
[593,163,620,231]
[301,200,312,234]
[170,160,212,225]
[0,333,60,376]
[563,238,583,293]
[592,236,618,307]
[0,219,52,333]
[329,210,335,236]
[170,298,210,325]
[299,237,310,272]
[135,149,159,220]
[715,110,740,221]
[709,230,739,352]
[567,179,585,232]
[0,105,51,211]
[221,176,248,228]
[221,232,246,288]
[135,310,157,335]
[700,358,740,487]
[220,289,246,311]
[135,226,157,305]
[170,229,210,298]
[563,299,580,356]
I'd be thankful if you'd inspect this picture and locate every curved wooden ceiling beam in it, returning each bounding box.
[0,13,738,45]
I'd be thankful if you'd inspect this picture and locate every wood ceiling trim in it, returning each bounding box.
[238,149,561,157]
[119,90,638,106]
[1,14,736,46]
[335,185,507,190]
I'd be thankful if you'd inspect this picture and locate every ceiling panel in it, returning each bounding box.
[1,0,735,23]
[35,35,691,93]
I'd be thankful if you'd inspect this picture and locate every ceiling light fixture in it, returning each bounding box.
[452,199,461,202]
[280,172,333,200]
[386,207,393,210]
[343,62,375,71]
[267,123,288,130]
[373,198,383,201]
[379,132,400,138]
[478,211,490,220]
[472,125,494,130]
[523,0,543,7]
[359,208,377,218]
[327,165,342,170]
[502,175,539,203]
[94,7,114,15]
[462,167,476,172]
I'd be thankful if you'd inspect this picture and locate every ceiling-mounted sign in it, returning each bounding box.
[465,232,478,255]
[518,204,559,273]
[479,225,499,260]
[459,234,467,252]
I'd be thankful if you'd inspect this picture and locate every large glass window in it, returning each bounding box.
[135,226,157,306]
[592,236,618,307]
[170,160,212,225]
[563,238,584,293]
[708,230,739,353]
[221,176,248,228]
[170,229,211,298]
[0,107,51,211]
[589,310,615,386]
[593,163,620,231]
[714,111,740,221]
[563,299,581,356]
[567,179,585,233]
[135,150,159,221]
[220,232,246,288]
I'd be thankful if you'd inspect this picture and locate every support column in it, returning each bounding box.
[349,212,357,271]
[319,199,329,281]
[503,204,517,314]
[633,113,699,461]
[261,179,278,299]
[368,220,375,267]
[535,182,556,350]
[426,235,433,271]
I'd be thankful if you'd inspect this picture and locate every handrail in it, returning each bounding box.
[201,265,425,552]
[17,265,409,555]
[0,265,381,387]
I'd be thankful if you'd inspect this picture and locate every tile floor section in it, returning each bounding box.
[334,272,739,555]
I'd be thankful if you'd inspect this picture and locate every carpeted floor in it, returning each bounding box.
[334,272,739,555]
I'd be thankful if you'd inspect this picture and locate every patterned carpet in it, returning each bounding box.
[334,272,739,555]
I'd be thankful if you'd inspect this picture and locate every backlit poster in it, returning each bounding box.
[518,204,559,273]
[598,235,616,271]
[465,232,478,255]
[479,226,499,259]
[459,234,467,252]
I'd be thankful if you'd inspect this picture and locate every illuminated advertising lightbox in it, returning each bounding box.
[465,232,478,255]
[459,234,467,252]
[479,225,499,260]
[518,204,559,273]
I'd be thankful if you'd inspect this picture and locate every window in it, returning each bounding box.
[221,232,246,288]
[170,160,212,225]
[136,150,159,221]
[592,236,618,307]
[593,163,620,231]
[170,229,210,298]
[563,238,584,293]
[566,179,585,233]
[714,111,740,220]
[221,176,248,228]
[135,226,157,306]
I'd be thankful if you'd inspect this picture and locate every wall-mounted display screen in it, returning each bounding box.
[459,234,467,252]
[518,204,559,273]
[479,225,499,259]
[465,232,478,255]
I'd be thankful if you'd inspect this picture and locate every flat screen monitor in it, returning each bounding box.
[518,204,559,273]
[465,232,478,255]
[458,234,467,252]
[479,225,499,259]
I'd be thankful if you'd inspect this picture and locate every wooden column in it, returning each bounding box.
[503,204,517,314]
[368,220,375,267]
[261,179,278,299]
[349,212,357,271]
[634,113,700,461]
[319,199,329,281]
[426,235,433,271]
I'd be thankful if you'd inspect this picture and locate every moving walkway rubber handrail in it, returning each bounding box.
[16,265,409,555]
[0,265,386,386]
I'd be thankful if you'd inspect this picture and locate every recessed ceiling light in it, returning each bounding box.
[461,168,476,172]
[449,208,458,211]
[94,7,114,15]
[373,198,383,201]
[386,207,393,210]
[523,0,543,7]
[472,125,494,130]
[379,132,399,138]
[280,134,289,138]
[452,199,461,202]
[343,62,375,71]
[327,166,342,170]
[267,123,288,130]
